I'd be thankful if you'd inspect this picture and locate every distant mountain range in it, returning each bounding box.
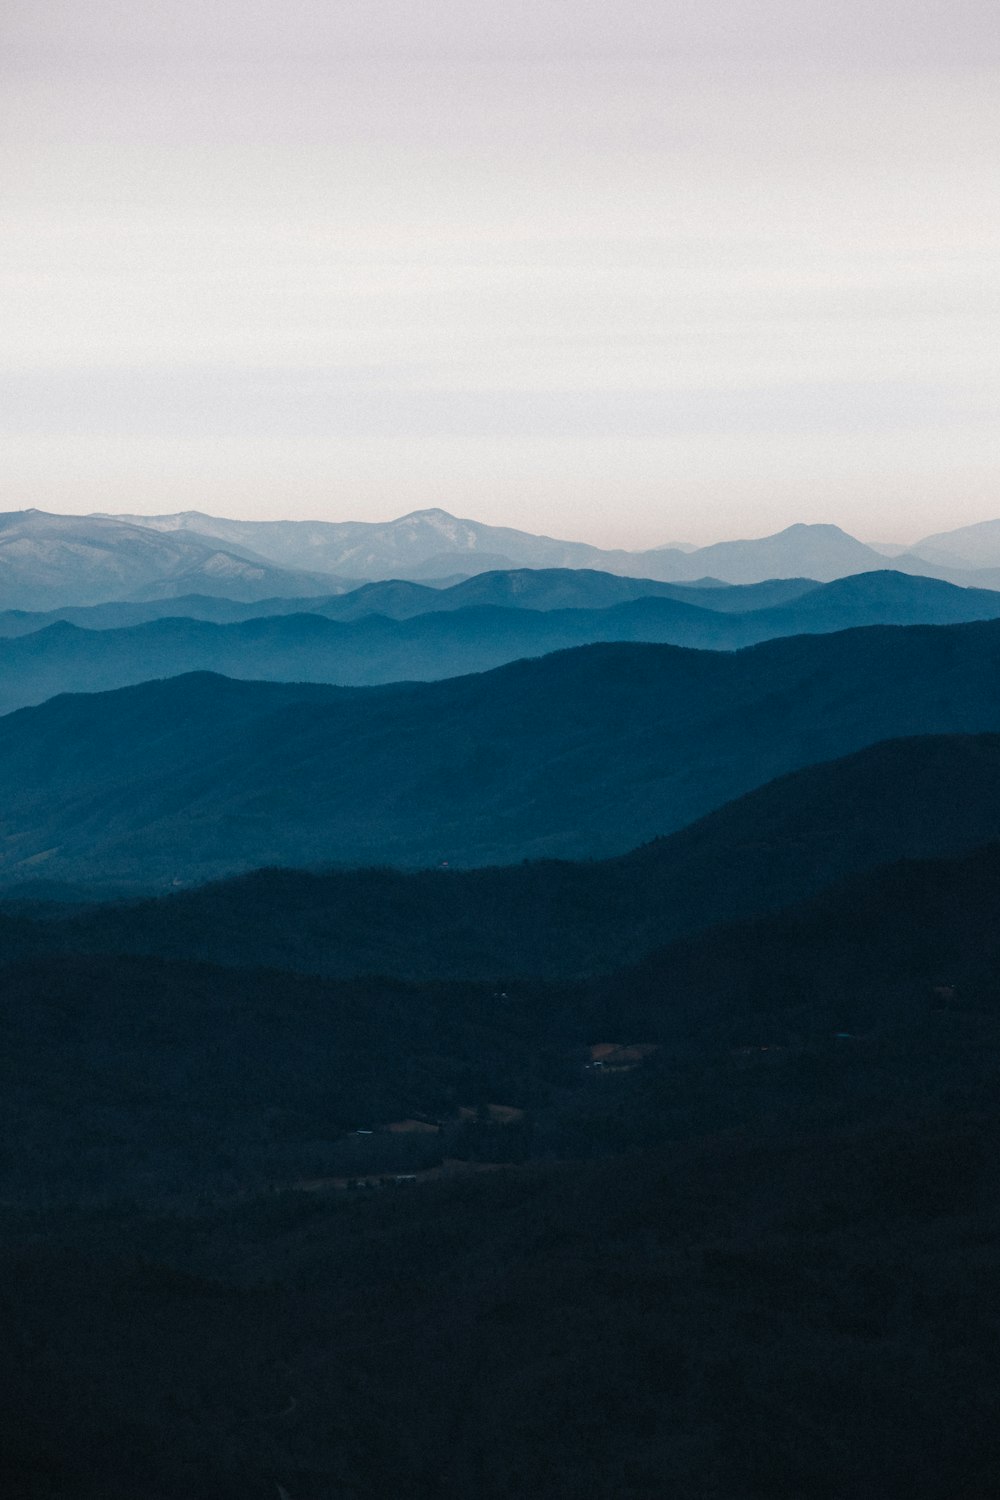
[0,510,357,610]
[2,621,1000,885]
[7,733,999,981]
[0,570,997,716]
[101,506,648,579]
[1,507,998,609]
[97,506,1000,588]
[913,519,1000,570]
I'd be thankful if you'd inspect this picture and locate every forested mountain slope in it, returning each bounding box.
[7,733,1000,980]
[2,841,1000,1495]
[1,623,1000,882]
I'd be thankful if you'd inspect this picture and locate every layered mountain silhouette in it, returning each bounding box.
[294,568,816,619]
[0,593,297,637]
[1,508,996,609]
[3,621,1000,884]
[0,570,817,639]
[0,571,999,715]
[3,502,1000,1500]
[7,733,1000,981]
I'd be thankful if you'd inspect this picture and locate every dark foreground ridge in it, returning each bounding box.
[3,838,1000,1495]
[4,732,1000,980]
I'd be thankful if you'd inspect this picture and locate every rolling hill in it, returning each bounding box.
[6,733,1000,981]
[0,569,817,639]
[3,836,1000,1201]
[0,571,998,716]
[2,622,1000,884]
[302,568,818,620]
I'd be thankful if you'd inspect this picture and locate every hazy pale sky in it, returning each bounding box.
[2,1,998,547]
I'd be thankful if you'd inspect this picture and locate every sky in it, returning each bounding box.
[1,1,998,549]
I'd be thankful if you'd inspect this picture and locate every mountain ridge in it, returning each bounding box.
[87,506,1000,587]
[0,507,996,608]
[6,732,1000,981]
[2,621,1000,883]
[0,569,997,715]
[0,509,358,608]
[0,569,820,639]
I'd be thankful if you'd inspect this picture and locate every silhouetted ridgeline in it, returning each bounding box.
[45,507,890,584]
[2,621,1000,884]
[4,508,1000,622]
[0,570,999,713]
[0,566,816,636]
[6,733,1000,980]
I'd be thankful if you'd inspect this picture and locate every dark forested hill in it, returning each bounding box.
[3,841,1000,1495]
[9,733,1000,980]
[589,838,1000,1057]
[3,837,1000,1205]
[2,622,1000,884]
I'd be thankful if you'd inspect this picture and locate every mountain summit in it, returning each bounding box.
[89,509,909,585]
